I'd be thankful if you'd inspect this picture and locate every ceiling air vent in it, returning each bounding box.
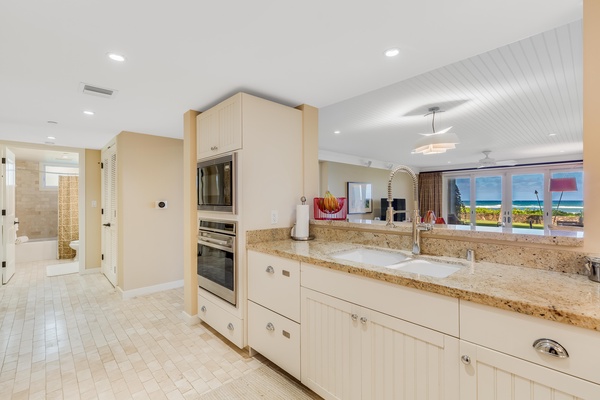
[79,82,118,99]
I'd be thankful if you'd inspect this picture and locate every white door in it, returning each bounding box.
[460,341,600,399]
[101,144,117,286]
[1,147,16,284]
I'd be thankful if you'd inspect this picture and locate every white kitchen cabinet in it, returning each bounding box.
[247,250,300,322]
[247,251,301,379]
[459,340,599,399]
[301,287,460,400]
[198,292,244,348]
[197,93,242,159]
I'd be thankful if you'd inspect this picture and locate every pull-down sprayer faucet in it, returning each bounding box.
[386,165,432,255]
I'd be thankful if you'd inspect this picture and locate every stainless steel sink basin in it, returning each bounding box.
[331,248,411,267]
[388,259,461,278]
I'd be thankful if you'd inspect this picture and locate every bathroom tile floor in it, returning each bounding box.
[0,260,315,399]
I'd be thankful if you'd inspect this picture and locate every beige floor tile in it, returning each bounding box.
[0,260,319,400]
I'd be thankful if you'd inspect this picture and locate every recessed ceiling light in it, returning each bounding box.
[384,48,400,57]
[334,130,341,134]
[107,53,126,62]
[47,136,56,140]
[47,121,58,124]
[549,133,557,136]
[83,110,95,115]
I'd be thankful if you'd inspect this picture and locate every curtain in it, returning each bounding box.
[58,176,79,259]
[418,172,442,220]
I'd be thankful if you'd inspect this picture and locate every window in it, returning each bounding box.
[442,163,583,231]
[41,164,79,189]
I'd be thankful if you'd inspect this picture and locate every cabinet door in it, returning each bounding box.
[365,309,460,400]
[301,288,362,400]
[196,108,219,159]
[216,94,242,154]
[460,341,600,400]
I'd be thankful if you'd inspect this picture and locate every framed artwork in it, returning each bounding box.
[347,182,372,214]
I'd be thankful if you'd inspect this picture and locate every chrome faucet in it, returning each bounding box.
[386,165,432,255]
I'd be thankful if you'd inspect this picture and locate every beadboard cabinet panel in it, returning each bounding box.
[301,287,459,400]
[459,340,599,400]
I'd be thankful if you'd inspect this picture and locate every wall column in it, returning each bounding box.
[296,104,319,207]
[584,0,600,253]
[183,110,199,319]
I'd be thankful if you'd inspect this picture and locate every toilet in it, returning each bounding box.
[69,240,79,261]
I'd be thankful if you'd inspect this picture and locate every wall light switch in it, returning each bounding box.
[271,210,278,224]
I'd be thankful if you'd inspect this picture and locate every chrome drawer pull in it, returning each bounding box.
[461,355,471,365]
[351,314,358,321]
[360,317,368,324]
[200,306,206,313]
[227,323,234,331]
[533,338,569,358]
[266,266,275,274]
[266,322,275,331]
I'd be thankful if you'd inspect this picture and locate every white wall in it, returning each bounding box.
[117,132,184,292]
[240,94,303,230]
[320,161,415,220]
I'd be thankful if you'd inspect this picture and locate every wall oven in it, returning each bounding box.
[197,219,236,306]
[197,154,235,213]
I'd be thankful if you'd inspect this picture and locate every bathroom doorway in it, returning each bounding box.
[11,146,81,268]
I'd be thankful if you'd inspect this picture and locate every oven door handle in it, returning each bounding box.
[198,238,234,253]
[200,237,230,246]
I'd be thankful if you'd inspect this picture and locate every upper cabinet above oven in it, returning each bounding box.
[197,93,242,160]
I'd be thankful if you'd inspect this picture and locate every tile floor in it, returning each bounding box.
[0,260,298,399]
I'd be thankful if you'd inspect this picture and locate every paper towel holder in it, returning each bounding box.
[291,196,315,241]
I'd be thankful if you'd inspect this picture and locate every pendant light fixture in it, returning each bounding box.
[412,107,460,155]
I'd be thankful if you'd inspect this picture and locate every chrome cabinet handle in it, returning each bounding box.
[266,322,275,331]
[351,314,358,321]
[227,323,234,331]
[461,355,471,365]
[360,317,368,324]
[211,146,219,151]
[533,338,569,358]
[265,266,275,274]
[200,306,206,313]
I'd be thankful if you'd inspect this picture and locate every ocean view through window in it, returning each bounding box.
[443,163,583,232]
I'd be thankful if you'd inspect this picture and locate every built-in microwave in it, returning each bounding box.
[197,154,235,213]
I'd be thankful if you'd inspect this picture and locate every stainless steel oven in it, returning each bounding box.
[197,219,236,305]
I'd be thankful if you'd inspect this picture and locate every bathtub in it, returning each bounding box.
[15,238,57,263]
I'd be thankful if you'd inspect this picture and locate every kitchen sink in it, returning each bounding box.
[331,248,462,278]
[331,248,411,267]
[387,259,461,278]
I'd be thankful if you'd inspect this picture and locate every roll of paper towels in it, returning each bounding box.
[294,205,310,238]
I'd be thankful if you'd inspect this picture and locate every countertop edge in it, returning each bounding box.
[247,240,600,333]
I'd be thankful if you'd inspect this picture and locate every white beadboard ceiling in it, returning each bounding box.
[320,20,583,170]
[0,0,583,171]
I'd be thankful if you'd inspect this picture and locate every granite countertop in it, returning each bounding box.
[247,238,600,332]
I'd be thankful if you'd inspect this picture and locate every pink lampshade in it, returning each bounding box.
[549,177,577,192]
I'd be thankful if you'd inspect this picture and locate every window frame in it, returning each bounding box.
[39,163,79,191]
[442,162,583,230]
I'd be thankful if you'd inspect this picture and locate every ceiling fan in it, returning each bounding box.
[477,151,517,168]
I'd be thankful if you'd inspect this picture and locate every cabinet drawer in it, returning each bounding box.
[198,293,244,349]
[460,300,600,385]
[301,263,459,336]
[248,251,300,322]
[248,301,300,380]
